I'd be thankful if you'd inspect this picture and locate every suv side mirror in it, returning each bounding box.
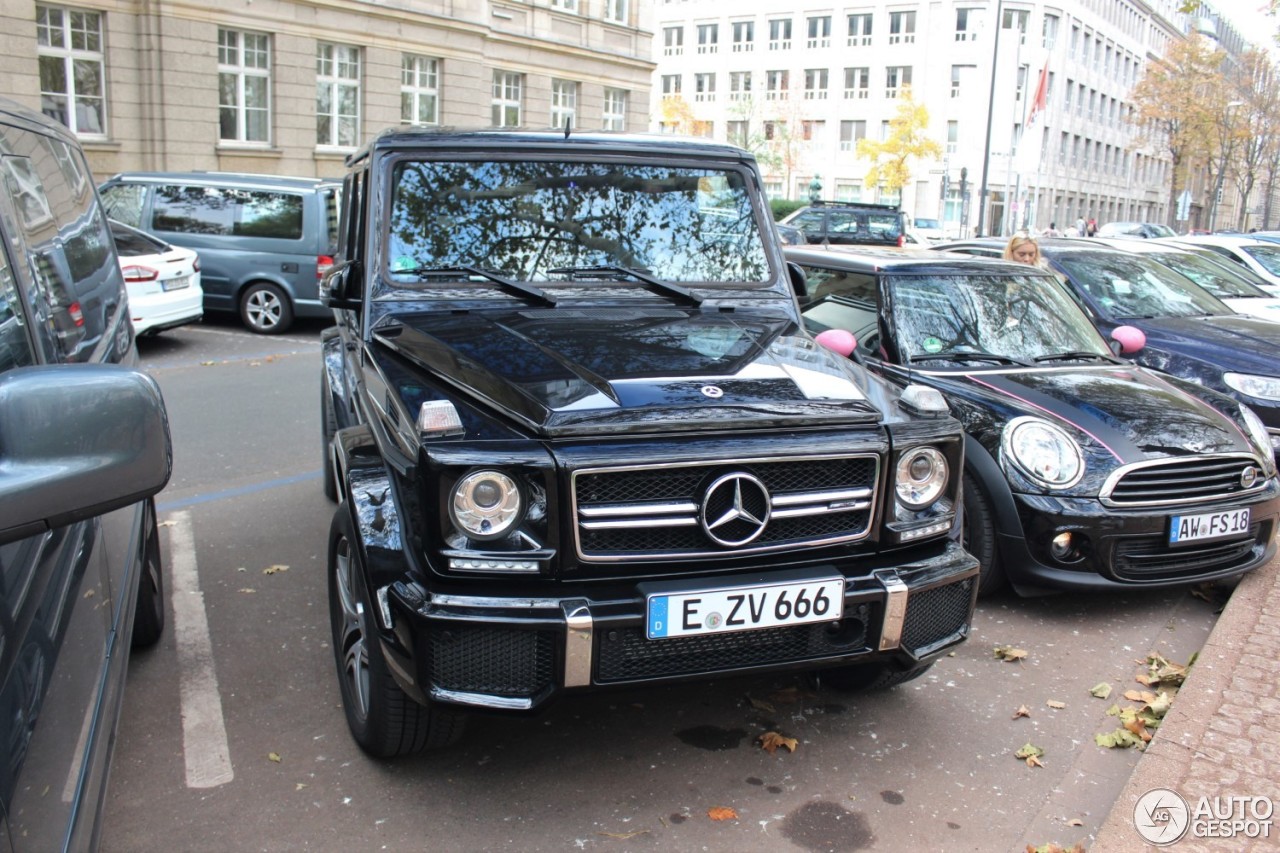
[787,262,809,303]
[321,260,363,310]
[0,365,172,544]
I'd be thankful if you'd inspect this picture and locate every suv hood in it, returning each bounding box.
[377,309,885,437]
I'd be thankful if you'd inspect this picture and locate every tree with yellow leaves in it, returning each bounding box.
[855,89,942,202]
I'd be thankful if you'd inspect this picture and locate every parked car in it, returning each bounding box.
[109,219,203,335]
[775,221,805,245]
[0,96,173,852]
[780,200,908,247]
[938,238,1280,462]
[98,171,340,333]
[319,128,980,755]
[910,217,948,242]
[789,245,1280,596]
[1096,221,1177,239]
[1090,237,1280,323]
[1162,235,1280,294]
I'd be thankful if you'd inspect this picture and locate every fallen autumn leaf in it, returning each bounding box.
[994,645,1029,662]
[1089,682,1112,700]
[1012,705,1031,719]
[707,807,738,821]
[758,731,799,754]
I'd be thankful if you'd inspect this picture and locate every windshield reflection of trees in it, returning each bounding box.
[1055,255,1228,318]
[385,161,770,287]
[888,274,1107,362]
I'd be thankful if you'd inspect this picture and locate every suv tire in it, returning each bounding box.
[328,505,466,756]
[131,499,165,648]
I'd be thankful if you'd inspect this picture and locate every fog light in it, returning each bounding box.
[1050,532,1074,560]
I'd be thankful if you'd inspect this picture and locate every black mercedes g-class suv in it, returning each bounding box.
[319,128,979,756]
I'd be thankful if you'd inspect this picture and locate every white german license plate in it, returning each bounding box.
[162,275,190,291]
[646,577,843,640]
[1168,508,1251,546]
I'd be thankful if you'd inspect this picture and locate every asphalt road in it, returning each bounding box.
[101,315,1226,852]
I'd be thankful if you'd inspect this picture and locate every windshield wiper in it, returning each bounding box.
[402,266,557,307]
[1033,351,1114,363]
[548,265,703,307]
[909,351,1027,366]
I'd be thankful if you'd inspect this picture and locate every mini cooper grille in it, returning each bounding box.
[1105,456,1264,506]
[1112,524,1262,581]
[427,625,555,697]
[900,579,974,655]
[574,456,879,560]
[595,603,872,682]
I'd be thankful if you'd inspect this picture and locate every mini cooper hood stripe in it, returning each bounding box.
[964,373,1126,462]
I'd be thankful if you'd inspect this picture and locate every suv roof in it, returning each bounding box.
[102,171,340,190]
[348,127,754,164]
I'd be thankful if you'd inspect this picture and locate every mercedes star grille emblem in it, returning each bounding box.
[700,472,772,547]
[700,385,724,399]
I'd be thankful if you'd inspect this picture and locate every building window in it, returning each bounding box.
[491,70,522,127]
[955,8,979,42]
[36,4,106,136]
[847,13,872,46]
[836,180,863,202]
[603,0,627,25]
[551,79,577,129]
[551,0,578,11]
[729,71,751,101]
[885,66,912,99]
[950,65,975,98]
[1002,8,1028,45]
[691,120,713,138]
[1043,14,1059,50]
[694,73,716,102]
[661,74,681,96]
[947,120,958,154]
[769,19,792,50]
[806,16,831,49]
[603,88,627,131]
[732,21,754,52]
[766,70,789,100]
[888,11,916,45]
[663,26,683,56]
[839,120,866,151]
[804,69,828,100]
[801,120,824,141]
[1015,64,1028,103]
[844,67,869,100]
[764,120,785,140]
[218,29,270,143]
[727,120,748,146]
[400,54,439,126]
[764,180,783,199]
[316,43,360,148]
[697,23,719,55]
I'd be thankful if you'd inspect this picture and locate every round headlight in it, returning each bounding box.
[1002,417,1084,489]
[895,446,949,509]
[1240,406,1277,473]
[450,470,523,540]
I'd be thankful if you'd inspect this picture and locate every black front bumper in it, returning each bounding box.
[381,541,978,712]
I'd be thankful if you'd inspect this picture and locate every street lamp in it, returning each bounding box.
[976,0,1004,238]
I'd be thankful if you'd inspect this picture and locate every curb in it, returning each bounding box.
[1092,552,1280,851]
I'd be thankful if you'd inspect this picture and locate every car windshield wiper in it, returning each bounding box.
[909,350,1027,366]
[1033,351,1114,363]
[401,265,557,307]
[548,265,703,307]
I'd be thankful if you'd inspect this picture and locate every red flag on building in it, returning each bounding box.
[1026,60,1049,126]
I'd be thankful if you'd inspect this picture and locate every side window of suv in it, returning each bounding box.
[0,246,35,371]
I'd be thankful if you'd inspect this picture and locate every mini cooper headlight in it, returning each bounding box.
[450,470,523,540]
[895,446,949,509]
[1240,406,1277,474]
[1224,372,1280,402]
[1002,417,1084,489]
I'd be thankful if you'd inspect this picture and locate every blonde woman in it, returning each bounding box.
[1003,233,1047,269]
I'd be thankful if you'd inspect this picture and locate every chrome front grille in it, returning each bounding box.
[572,454,880,561]
[1101,454,1267,507]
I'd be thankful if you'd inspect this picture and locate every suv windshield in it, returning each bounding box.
[382,160,770,293]
[1052,252,1232,319]
[888,273,1111,363]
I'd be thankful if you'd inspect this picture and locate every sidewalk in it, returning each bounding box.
[1093,553,1280,851]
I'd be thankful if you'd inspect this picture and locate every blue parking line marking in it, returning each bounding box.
[158,470,322,511]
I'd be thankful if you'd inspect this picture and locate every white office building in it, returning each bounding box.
[650,0,1247,236]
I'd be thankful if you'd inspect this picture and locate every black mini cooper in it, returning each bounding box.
[787,245,1280,596]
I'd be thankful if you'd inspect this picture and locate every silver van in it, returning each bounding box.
[98,172,340,333]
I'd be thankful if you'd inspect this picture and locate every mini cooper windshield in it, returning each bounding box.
[383,160,771,294]
[888,274,1113,364]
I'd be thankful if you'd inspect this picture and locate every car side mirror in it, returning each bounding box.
[1110,325,1146,355]
[0,365,172,545]
[321,259,363,310]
